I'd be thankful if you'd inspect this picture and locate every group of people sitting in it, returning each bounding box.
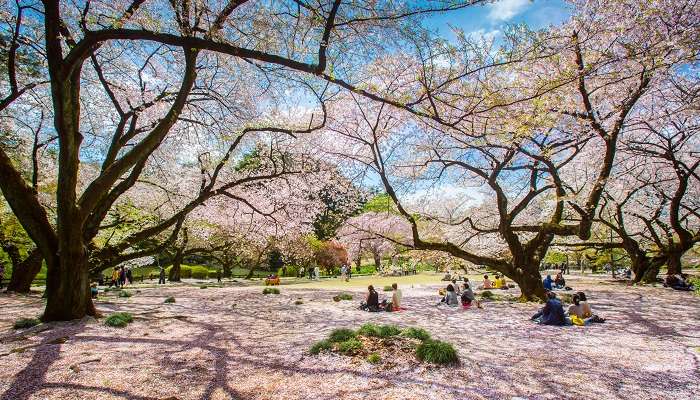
[360,283,402,312]
[479,274,509,290]
[542,272,567,290]
[531,291,605,326]
[665,274,696,291]
[438,278,483,309]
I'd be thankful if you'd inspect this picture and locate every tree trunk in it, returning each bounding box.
[222,263,232,278]
[666,252,683,276]
[42,249,97,322]
[512,266,546,302]
[373,252,381,271]
[169,250,183,282]
[6,249,43,293]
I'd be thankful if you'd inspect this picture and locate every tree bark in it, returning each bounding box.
[42,249,97,321]
[6,248,43,293]
[511,266,546,302]
[169,249,183,282]
[665,251,683,276]
[372,252,381,271]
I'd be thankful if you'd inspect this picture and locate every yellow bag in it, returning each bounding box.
[571,315,585,326]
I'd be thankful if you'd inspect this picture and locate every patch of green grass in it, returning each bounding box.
[104,312,134,328]
[367,353,381,364]
[309,339,332,355]
[401,327,431,341]
[416,339,458,365]
[383,285,393,292]
[13,317,40,329]
[329,328,357,343]
[164,296,176,303]
[357,323,381,337]
[199,285,208,289]
[294,300,303,305]
[337,338,363,355]
[262,287,280,295]
[480,290,493,299]
[337,293,353,300]
[118,291,132,298]
[690,277,700,296]
[378,324,401,338]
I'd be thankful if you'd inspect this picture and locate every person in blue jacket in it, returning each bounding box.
[543,274,554,290]
[531,291,567,326]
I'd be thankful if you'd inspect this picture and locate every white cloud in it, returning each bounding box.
[487,0,531,22]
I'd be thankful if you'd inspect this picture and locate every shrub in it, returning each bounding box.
[416,340,458,365]
[383,285,393,292]
[262,287,280,295]
[199,285,208,289]
[367,353,381,364]
[294,300,303,305]
[105,312,134,328]
[190,265,212,279]
[401,327,431,341]
[164,296,176,303]
[480,290,493,299]
[309,339,332,355]
[118,291,133,298]
[378,324,401,338]
[329,328,357,343]
[13,317,40,329]
[337,338,363,355]
[357,323,381,337]
[337,293,353,301]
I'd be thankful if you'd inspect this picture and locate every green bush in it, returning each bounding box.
[190,265,212,279]
[118,290,133,298]
[164,296,176,303]
[416,339,458,365]
[13,317,40,329]
[401,327,431,341]
[337,338,363,355]
[367,353,381,364]
[357,323,381,337]
[309,339,332,355]
[480,290,493,299]
[262,287,280,295]
[329,328,357,343]
[337,293,353,301]
[105,312,134,328]
[383,285,393,292]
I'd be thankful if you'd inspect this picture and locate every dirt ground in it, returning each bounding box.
[1,274,699,400]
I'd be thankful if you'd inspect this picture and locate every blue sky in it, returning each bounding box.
[425,0,572,40]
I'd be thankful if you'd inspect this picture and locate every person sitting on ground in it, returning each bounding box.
[440,284,459,306]
[543,274,554,291]
[480,274,493,290]
[360,285,381,312]
[666,274,695,291]
[461,281,482,309]
[493,274,503,289]
[391,283,402,311]
[554,272,566,289]
[498,274,508,290]
[531,291,567,326]
[568,292,605,324]
[441,272,452,281]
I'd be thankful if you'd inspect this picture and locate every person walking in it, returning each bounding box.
[119,266,126,287]
[158,267,166,284]
[216,269,222,283]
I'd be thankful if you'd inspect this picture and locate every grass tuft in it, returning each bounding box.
[401,327,431,341]
[164,296,176,303]
[118,291,132,298]
[480,290,493,299]
[367,353,381,364]
[13,317,40,329]
[262,287,280,295]
[383,285,393,292]
[329,328,357,343]
[309,339,332,355]
[357,323,381,337]
[104,312,134,328]
[337,338,363,355]
[416,339,458,365]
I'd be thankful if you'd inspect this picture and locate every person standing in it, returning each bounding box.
[216,269,222,283]
[314,266,320,280]
[391,283,402,311]
[126,268,133,286]
[119,266,126,287]
[158,267,166,284]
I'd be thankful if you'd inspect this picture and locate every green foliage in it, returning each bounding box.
[328,328,357,343]
[401,327,431,341]
[690,277,700,296]
[311,181,366,240]
[164,296,176,303]
[309,339,332,355]
[543,250,568,264]
[357,323,381,337]
[104,312,134,328]
[416,340,459,365]
[118,290,133,298]
[383,285,393,292]
[235,148,262,172]
[480,290,494,299]
[362,194,397,214]
[337,338,363,355]
[13,317,40,329]
[334,293,353,301]
[367,353,381,364]
[357,323,400,338]
[268,248,284,271]
[262,287,280,295]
